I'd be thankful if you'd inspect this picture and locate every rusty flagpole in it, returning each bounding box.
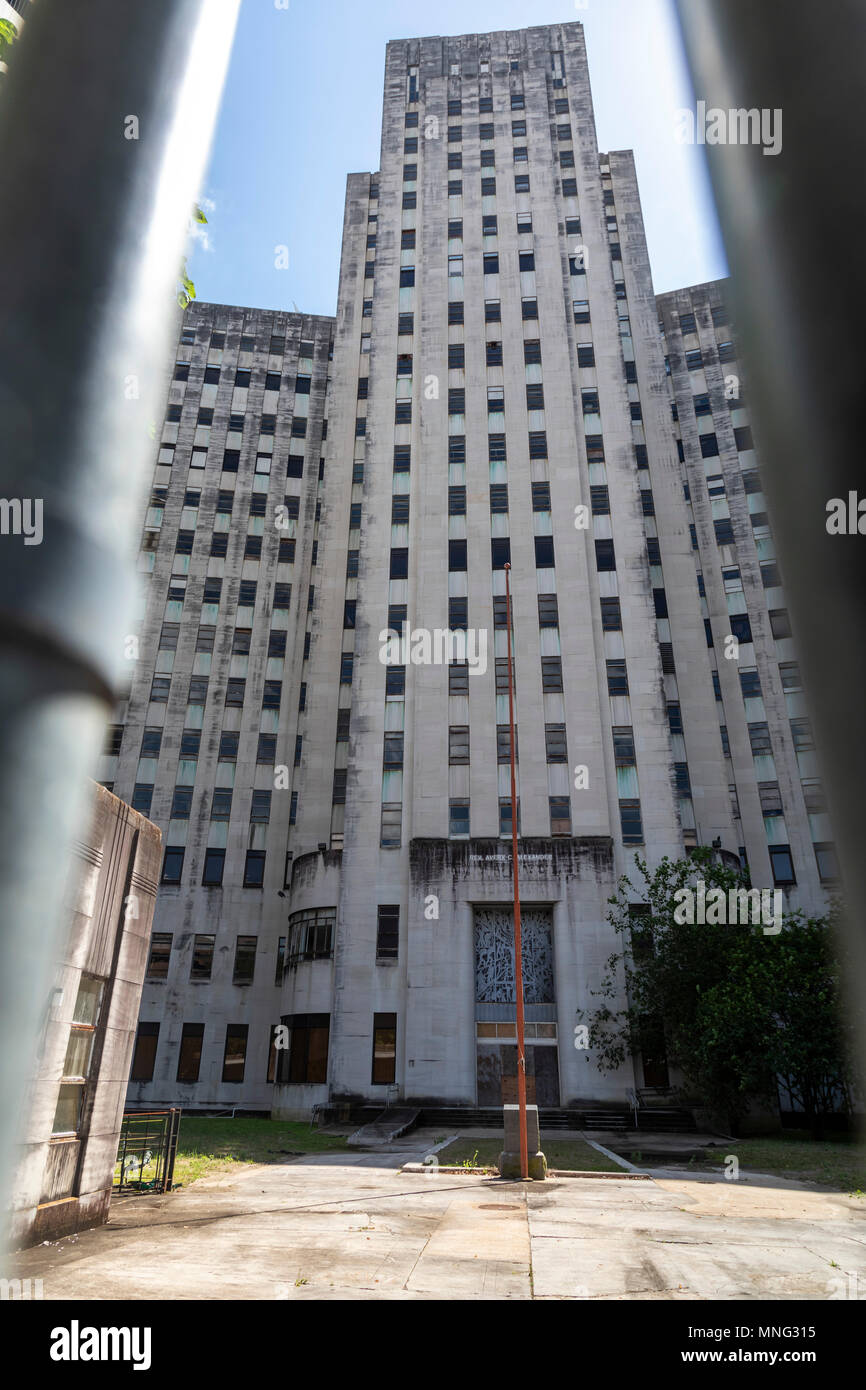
[504,563,529,1180]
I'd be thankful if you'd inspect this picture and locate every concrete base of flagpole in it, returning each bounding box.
[499,1103,548,1180]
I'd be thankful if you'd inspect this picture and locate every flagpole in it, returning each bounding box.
[504,563,529,1181]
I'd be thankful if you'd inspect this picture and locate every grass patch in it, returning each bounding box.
[435,1136,621,1173]
[687,1131,866,1192]
[168,1118,348,1187]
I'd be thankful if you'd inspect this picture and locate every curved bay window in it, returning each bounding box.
[286,907,335,969]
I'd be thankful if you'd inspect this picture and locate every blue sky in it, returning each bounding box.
[188,0,727,315]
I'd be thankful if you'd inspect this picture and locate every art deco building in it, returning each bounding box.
[104,22,832,1119]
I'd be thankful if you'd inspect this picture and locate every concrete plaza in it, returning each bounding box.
[12,1131,866,1301]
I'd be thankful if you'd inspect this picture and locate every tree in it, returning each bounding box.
[177,205,208,308]
[582,848,855,1137]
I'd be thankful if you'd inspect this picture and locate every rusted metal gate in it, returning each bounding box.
[113,1109,181,1194]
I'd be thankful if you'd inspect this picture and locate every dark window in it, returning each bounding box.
[538,593,559,628]
[176,1024,204,1084]
[449,539,467,571]
[620,800,644,845]
[257,734,276,764]
[390,547,409,579]
[541,657,562,692]
[161,847,184,885]
[769,845,796,886]
[130,1023,159,1082]
[222,1025,248,1083]
[770,609,792,639]
[595,539,616,571]
[607,660,628,696]
[202,849,225,887]
[372,1014,397,1084]
[534,536,555,568]
[491,537,511,569]
[233,936,257,982]
[376,906,399,962]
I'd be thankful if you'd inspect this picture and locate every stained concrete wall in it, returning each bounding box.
[10,783,161,1247]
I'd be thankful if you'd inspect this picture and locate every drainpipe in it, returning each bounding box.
[0,0,239,1257]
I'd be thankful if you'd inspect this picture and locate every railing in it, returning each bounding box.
[113,1109,181,1194]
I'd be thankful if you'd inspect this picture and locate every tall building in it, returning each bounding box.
[104,23,832,1119]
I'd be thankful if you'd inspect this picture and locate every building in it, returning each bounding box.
[104,22,832,1120]
[10,783,160,1247]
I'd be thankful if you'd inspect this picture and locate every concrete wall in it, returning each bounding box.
[10,783,161,1247]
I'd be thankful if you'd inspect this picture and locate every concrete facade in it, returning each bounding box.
[106,23,832,1119]
[10,783,161,1247]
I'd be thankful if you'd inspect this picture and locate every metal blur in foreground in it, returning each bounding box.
[673,0,866,1086]
[0,0,239,1254]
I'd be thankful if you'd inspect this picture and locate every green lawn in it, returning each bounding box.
[436,1136,621,1173]
[169,1118,349,1186]
[685,1132,866,1193]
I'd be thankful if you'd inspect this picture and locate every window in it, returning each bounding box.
[700,433,720,458]
[130,1022,159,1084]
[131,784,153,816]
[233,936,257,984]
[541,657,562,692]
[380,803,402,849]
[449,539,467,571]
[449,596,468,631]
[600,596,621,631]
[499,799,520,836]
[448,486,466,516]
[448,662,469,696]
[607,660,628,695]
[161,846,184,885]
[279,1014,330,1085]
[814,843,838,884]
[550,797,571,835]
[376,905,399,962]
[174,1023,204,1085]
[491,537,511,569]
[146,933,172,981]
[257,734,276,764]
[595,539,616,571]
[531,481,551,512]
[545,724,568,763]
[620,800,644,845]
[449,800,470,837]
[202,849,225,887]
[538,593,559,628]
[613,727,636,764]
[449,726,470,765]
[225,678,245,706]
[748,722,772,756]
[190,935,215,980]
[489,484,509,514]
[769,845,796,886]
[534,536,554,568]
[222,1025,248,1083]
[383,733,404,768]
[770,609,792,639]
[486,723,512,764]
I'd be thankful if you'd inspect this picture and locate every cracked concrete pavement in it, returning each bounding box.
[11,1133,866,1301]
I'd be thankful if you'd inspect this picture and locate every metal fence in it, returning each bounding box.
[114,1109,181,1194]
